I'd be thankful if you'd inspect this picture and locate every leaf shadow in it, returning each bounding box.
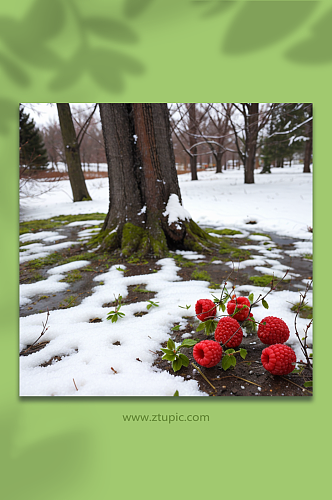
[49,7,145,92]
[1,409,91,499]
[191,1,236,19]
[285,6,332,64]
[123,0,155,19]
[222,1,318,55]
[0,0,65,85]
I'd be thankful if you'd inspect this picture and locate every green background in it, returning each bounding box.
[1,0,327,498]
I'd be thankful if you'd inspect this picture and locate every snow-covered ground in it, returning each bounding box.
[19,164,313,396]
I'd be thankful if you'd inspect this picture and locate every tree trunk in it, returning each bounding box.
[97,103,216,258]
[304,104,312,173]
[188,104,198,180]
[56,103,92,202]
[216,152,223,173]
[244,103,259,184]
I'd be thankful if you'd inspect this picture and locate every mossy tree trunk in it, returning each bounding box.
[98,103,216,258]
[56,103,92,202]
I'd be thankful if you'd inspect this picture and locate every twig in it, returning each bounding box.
[73,378,78,391]
[20,310,50,356]
[230,374,261,387]
[191,362,216,391]
[281,376,312,395]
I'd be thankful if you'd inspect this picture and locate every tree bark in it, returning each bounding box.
[188,104,198,180]
[97,103,216,258]
[244,103,259,184]
[216,152,223,173]
[303,104,312,173]
[56,103,92,202]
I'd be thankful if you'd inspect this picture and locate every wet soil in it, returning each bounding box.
[19,222,313,396]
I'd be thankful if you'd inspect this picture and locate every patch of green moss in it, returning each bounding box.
[191,269,211,281]
[208,282,221,290]
[20,240,41,247]
[60,269,82,283]
[291,302,313,319]
[26,273,45,283]
[20,213,106,235]
[218,238,252,261]
[183,220,219,254]
[27,252,64,270]
[207,228,243,236]
[127,257,148,264]
[303,254,313,260]
[251,232,271,239]
[172,254,195,267]
[133,285,154,293]
[249,274,290,287]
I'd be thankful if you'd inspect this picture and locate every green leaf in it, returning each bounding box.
[173,390,179,396]
[262,299,269,309]
[172,358,183,372]
[224,349,235,355]
[161,348,175,356]
[204,319,218,335]
[178,353,189,367]
[240,348,247,360]
[229,355,236,367]
[222,355,232,371]
[111,315,118,323]
[304,381,313,388]
[147,300,159,310]
[167,339,176,351]
[162,353,177,362]
[196,322,206,332]
[171,325,180,331]
[248,293,254,303]
[180,339,199,348]
[220,303,226,312]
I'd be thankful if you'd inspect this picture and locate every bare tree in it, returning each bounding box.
[225,103,275,184]
[170,103,214,179]
[56,103,92,201]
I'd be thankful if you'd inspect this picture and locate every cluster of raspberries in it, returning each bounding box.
[193,298,245,368]
[193,297,297,376]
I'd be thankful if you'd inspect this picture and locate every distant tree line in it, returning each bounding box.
[171,103,312,181]
[20,103,313,186]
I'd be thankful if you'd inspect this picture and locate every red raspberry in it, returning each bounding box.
[227,296,250,321]
[214,316,243,348]
[193,340,223,368]
[257,316,290,345]
[261,344,296,375]
[195,299,217,322]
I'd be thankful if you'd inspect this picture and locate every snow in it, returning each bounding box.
[163,193,191,224]
[19,164,313,396]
